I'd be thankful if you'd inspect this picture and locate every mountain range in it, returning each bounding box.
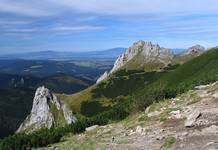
[0,40,218,150]
[0,48,125,60]
[15,41,207,132]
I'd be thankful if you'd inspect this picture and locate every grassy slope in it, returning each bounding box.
[56,70,165,116]
[41,74,94,94]
[160,47,218,87]
[58,47,218,118]
[133,47,218,108]
[1,48,218,149]
[37,81,216,150]
[124,54,166,71]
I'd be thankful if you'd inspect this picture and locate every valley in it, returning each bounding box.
[0,59,113,80]
[0,53,116,138]
[0,41,218,149]
[0,40,217,150]
[0,1,217,149]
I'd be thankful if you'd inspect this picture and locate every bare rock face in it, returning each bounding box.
[96,71,109,84]
[96,40,173,83]
[111,41,173,73]
[17,86,76,133]
[110,40,146,73]
[183,45,205,56]
[185,110,201,128]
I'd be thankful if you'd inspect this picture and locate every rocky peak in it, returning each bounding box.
[96,40,173,83]
[17,86,76,133]
[184,45,205,56]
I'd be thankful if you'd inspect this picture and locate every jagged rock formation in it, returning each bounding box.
[17,86,76,133]
[183,45,205,56]
[173,44,205,64]
[111,41,173,73]
[97,40,173,83]
[96,41,206,84]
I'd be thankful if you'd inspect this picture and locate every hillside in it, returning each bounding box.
[0,59,113,79]
[40,74,94,94]
[59,47,218,118]
[0,88,35,138]
[37,81,218,150]
[0,73,94,94]
[1,47,217,150]
[0,73,94,139]
[96,41,204,83]
[172,45,205,64]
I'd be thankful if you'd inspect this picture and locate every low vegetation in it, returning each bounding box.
[1,47,218,149]
[0,100,130,150]
[162,136,177,149]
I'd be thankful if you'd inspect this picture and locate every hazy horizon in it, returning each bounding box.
[0,46,189,55]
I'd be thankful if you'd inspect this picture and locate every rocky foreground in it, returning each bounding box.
[37,81,218,150]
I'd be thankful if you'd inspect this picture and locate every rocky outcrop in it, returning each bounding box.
[17,86,76,133]
[185,110,201,127]
[183,45,205,56]
[85,125,99,132]
[97,40,173,83]
[96,42,205,83]
[173,44,205,64]
[110,40,145,73]
[96,71,109,84]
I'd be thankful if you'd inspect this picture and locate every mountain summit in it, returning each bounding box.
[97,40,173,83]
[183,45,205,56]
[97,41,206,83]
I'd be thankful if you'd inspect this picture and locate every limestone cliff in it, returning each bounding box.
[17,86,76,133]
[97,40,173,83]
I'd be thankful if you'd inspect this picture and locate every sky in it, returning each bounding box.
[0,0,218,54]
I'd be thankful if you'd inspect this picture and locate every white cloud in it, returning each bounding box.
[0,0,56,17]
[1,0,218,17]
[49,25,105,32]
[0,20,31,25]
[5,28,38,33]
[48,0,218,16]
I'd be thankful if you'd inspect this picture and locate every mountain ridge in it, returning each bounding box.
[97,41,205,83]
[1,45,218,150]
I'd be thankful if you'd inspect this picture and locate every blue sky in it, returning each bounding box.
[0,0,218,54]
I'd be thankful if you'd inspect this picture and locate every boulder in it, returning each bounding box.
[85,125,99,132]
[169,110,183,119]
[185,110,201,127]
